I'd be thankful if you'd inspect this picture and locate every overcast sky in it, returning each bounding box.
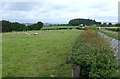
[1,0,119,24]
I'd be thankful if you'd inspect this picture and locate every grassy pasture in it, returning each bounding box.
[2,30,83,77]
[41,26,79,30]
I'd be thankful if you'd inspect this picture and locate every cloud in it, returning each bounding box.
[2,2,42,11]
[1,0,119,23]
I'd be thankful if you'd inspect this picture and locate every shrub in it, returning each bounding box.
[91,25,97,30]
[69,30,118,77]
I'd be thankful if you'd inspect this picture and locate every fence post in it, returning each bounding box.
[72,64,80,78]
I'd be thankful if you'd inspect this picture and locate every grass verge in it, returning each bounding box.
[99,30,120,40]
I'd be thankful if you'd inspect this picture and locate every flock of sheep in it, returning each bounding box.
[25,33,38,35]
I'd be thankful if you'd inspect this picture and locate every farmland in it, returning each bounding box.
[1,0,120,77]
[41,26,80,30]
[2,30,83,77]
[1,19,120,77]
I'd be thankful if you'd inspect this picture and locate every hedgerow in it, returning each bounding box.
[69,30,118,77]
[105,28,120,32]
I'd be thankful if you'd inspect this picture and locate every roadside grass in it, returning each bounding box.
[97,27,120,29]
[99,30,120,40]
[100,29,118,37]
[2,30,84,77]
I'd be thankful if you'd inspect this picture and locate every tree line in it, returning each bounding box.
[0,19,119,33]
[68,18,116,27]
[1,20,43,32]
[69,18,101,26]
[115,23,120,27]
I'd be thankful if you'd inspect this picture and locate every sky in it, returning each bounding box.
[1,0,119,24]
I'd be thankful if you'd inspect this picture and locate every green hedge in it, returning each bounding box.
[69,30,118,77]
[41,26,86,30]
[105,28,120,32]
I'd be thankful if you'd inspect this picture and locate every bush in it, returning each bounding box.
[91,25,97,30]
[69,30,118,77]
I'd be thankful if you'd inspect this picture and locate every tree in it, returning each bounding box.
[69,18,101,26]
[103,23,107,27]
[108,23,112,27]
[28,21,43,30]
[1,20,43,32]
[2,20,12,32]
[115,23,120,27]
[37,21,43,29]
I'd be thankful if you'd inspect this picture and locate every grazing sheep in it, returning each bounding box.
[28,33,31,35]
[25,33,28,35]
[25,33,31,35]
[34,33,38,35]
[50,75,55,77]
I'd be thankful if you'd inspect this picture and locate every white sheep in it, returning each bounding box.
[25,33,31,35]
[34,33,38,35]
[28,33,31,35]
[25,33,28,35]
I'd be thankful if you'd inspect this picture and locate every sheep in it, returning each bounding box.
[25,33,31,35]
[25,33,28,35]
[34,33,38,35]
[28,33,31,35]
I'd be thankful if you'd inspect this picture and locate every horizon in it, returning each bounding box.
[1,19,118,25]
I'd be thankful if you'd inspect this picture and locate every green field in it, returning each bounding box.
[41,26,79,30]
[2,30,83,77]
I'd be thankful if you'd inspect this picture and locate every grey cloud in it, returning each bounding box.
[2,2,43,11]
[1,0,118,23]
[50,5,67,10]
[88,1,117,12]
